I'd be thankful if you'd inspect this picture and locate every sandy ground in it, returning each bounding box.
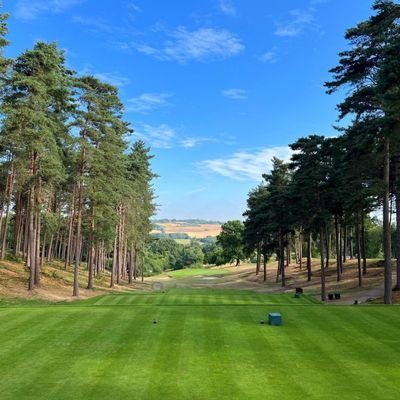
[1,258,398,304]
[0,260,154,302]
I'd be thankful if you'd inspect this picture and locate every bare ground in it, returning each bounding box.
[0,259,154,302]
[1,257,398,304]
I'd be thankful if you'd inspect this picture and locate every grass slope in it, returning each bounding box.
[0,289,399,400]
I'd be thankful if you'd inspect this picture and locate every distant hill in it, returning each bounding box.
[151,219,222,239]
[153,219,224,225]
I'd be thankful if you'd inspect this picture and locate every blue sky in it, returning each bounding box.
[6,0,374,221]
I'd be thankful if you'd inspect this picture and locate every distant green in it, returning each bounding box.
[0,289,399,400]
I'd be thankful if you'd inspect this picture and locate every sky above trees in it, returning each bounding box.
[6,0,375,221]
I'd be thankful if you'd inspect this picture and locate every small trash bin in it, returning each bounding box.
[295,287,303,294]
[328,293,334,300]
[334,293,341,300]
[268,312,282,326]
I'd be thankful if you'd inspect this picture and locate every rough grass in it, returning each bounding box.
[0,289,399,400]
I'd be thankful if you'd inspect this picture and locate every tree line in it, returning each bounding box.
[0,6,156,295]
[242,0,400,304]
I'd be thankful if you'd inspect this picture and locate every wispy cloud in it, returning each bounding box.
[221,88,248,100]
[15,0,84,20]
[133,124,177,149]
[72,15,114,33]
[218,0,237,16]
[274,0,326,38]
[133,123,232,150]
[93,72,130,87]
[260,48,278,63]
[135,27,244,63]
[180,137,220,149]
[126,2,142,13]
[199,146,292,181]
[126,93,173,114]
[79,65,130,87]
[274,9,314,37]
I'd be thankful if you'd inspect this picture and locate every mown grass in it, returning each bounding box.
[165,267,233,279]
[0,289,399,400]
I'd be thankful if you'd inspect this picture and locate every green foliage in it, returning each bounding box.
[217,220,245,264]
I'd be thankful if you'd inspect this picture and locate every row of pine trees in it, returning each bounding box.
[0,7,156,295]
[244,0,400,304]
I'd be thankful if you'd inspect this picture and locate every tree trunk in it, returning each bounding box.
[396,190,400,290]
[356,213,362,287]
[335,214,341,282]
[28,188,36,291]
[110,225,118,288]
[256,242,261,275]
[263,253,267,282]
[281,232,285,287]
[383,137,392,304]
[65,188,76,269]
[361,212,367,276]
[325,228,330,270]
[299,227,303,270]
[320,228,326,301]
[306,231,312,281]
[343,224,347,264]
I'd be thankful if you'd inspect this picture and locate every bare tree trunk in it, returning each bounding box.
[335,214,341,282]
[73,181,83,297]
[0,161,15,259]
[256,242,261,275]
[325,227,330,270]
[34,210,41,286]
[396,190,400,290]
[65,188,76,269]
[110,225,118,288]
[281,232,285,287]
[343,224,347,264]
[263,253,267,282]
[133,246,137,280]
[306,231,312,281]
[320,228,326,302]
[299,227,303,270]
[349,227,354,260]
[28,187,36,291]
[383,138,392,304]
[128,245,134,284]
[361,212,367,275]
[141,248,144,282]
[356,213,362,288]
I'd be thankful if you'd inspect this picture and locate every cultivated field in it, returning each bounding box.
[153,221,222,238]
[1,289,399,399]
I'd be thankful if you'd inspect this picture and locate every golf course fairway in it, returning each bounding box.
[0,289,399,400]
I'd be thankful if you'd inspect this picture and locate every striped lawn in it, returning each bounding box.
[0,289,399,400]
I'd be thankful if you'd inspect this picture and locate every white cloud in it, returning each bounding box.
[260,48,278,63]
[72,15,114,32]
[133,124,177,149]
[135,27,244,63]
[199,146,293,181]
[275,9,314,37]
[218,0,237,16]
[15,0,83,20]
[221,88,247,100]
[180,137,219,149]
[93,72,130,87]
[126,2,142,13]
[126,93,172,114]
